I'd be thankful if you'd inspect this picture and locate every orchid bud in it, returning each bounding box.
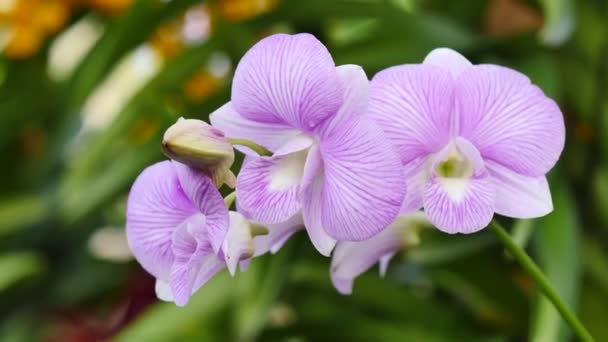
[162,117,236,188]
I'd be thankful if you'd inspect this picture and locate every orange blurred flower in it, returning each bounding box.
[183,69,221,103]
[216,0,278,22]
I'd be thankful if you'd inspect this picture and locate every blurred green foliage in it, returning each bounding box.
[0,0,606,341]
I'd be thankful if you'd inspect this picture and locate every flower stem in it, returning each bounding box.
[489,220,594,342]
[229,138,272,157]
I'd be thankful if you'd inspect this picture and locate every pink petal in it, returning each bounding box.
[173,162,229,255]
[222,211,255,276]
[126,161,198,279]
[455,65,565,176]
[423,48,473,79]
[318,116,406,240]
[368,64,455,164]
[400,156,430,214]
[302,176,337,256]
[423,177,495,234]
[232,33,342,131]
[252,212,304,256]
[209,102,299,155]
[169,217,212,306]
[236,134,322,225]
[317,64,368,134]
[486,160,553,218]
[330,213,427,294]
[423,138,495,234]
[236,156,304,224]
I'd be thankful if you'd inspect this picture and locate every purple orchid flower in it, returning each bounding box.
[331,212,427,295]
[210,33,405,255]
[368,48,565,234]
[126,161,254,306]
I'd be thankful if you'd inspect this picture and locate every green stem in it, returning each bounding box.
[489,220,594,342]
[229,138,272,157]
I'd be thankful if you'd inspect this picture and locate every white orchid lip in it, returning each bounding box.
[434,143,473,179]
[268,147,311,191]
[428,138,483,203]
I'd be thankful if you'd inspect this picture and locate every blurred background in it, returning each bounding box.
[0,0,606,341]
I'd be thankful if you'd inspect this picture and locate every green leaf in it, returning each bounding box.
[233,245,293,340]
[0,195,51,237]
[113,272,233,342]
[531,177,581,342]
[0,252,46,292]
[538,0,575,46]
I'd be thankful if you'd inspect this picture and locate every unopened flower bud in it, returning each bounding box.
[162,117,235,188]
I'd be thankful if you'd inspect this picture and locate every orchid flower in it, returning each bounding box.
[330,212,427,295]
[210,33,405,255]
[126,161,254,306]
[368,48,565,234]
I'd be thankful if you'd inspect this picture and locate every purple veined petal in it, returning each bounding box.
[317,64,369,135]
[317,116,406,241]
[423,178,495,234]
[368,64,455,164]
[423,138,495,234]
[222,211,255,276]
[455,65,565,176]
[126,161,198,280]
[302,176,337,256]
[169,216,213,306]
[330,212,428,294]
[400,156,431,214]
[173,162,229,255]
[486,160,553,218]
[236,155,305,224]
[236,133,322,224]
[190,255,226,295]
[423,48,473,79]
[209,102,300,155]
[232,33,343,131]
[253,212,304,256]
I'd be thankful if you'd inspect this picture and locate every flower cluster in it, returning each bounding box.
[126,33,564,305]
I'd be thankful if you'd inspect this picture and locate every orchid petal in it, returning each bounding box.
[126,161,197,279]
[209,102,299,155]
[222,211,255,276]
[173,162,229,255]
[232,33,342,131]
[423,48,473,79]
[155,279,173,302]
[423,177,495,234]
[169,216,212,306]
[330,213,428,294]
[486,160,553,218]
[302,177,337,256]
[318,64,368,134]
[369,64,455,164]
[318,116,405,240]
[455,65,565,176]
[423,138,495,234]
[400,156,430,214]
[236,156,304,224]
[253,213,304,256]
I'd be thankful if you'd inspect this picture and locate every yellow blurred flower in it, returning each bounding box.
[85,0,133,16]
[149,19,185,60]
[3,26,45,58]
[1,0,133,58]
[216,0,278,22]
[183,69,221,103]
